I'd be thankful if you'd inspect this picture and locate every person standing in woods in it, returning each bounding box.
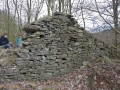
[16,35,22,48]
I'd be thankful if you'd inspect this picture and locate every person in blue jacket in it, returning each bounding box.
[0,34,12,49]
[16,35,22,48]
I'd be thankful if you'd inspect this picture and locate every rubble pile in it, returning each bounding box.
[0,12,110,81]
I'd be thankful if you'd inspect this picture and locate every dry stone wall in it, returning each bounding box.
[0,12,110,81]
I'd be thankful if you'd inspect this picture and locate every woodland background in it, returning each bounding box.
[0,0,120,48]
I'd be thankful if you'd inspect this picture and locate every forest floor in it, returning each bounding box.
[0,59,120,90]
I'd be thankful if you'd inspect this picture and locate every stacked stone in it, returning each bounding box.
[0,12,110,81]
[14,12,85,80]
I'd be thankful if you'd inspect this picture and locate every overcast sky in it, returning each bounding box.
[0,0,117,32]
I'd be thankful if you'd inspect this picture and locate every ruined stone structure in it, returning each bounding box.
[0,13,110,81]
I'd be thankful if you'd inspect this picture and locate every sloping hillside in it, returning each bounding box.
[93,29,120,58]
[93,30,116,47]
[0,13,120,90]
[0,10,19,42]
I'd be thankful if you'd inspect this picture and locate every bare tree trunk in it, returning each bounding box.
[81,4,85,29]
[51,0,54,15]
[34,0,44,21]
[61,0,64,13]
[59,0,61,12]
[13,0,22,33]
[19,4,23,33]
[112,0,118,48]
[46,0,51,16]
[6,0,10,37]
[69,0,71,14]
[27,0,32,24]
